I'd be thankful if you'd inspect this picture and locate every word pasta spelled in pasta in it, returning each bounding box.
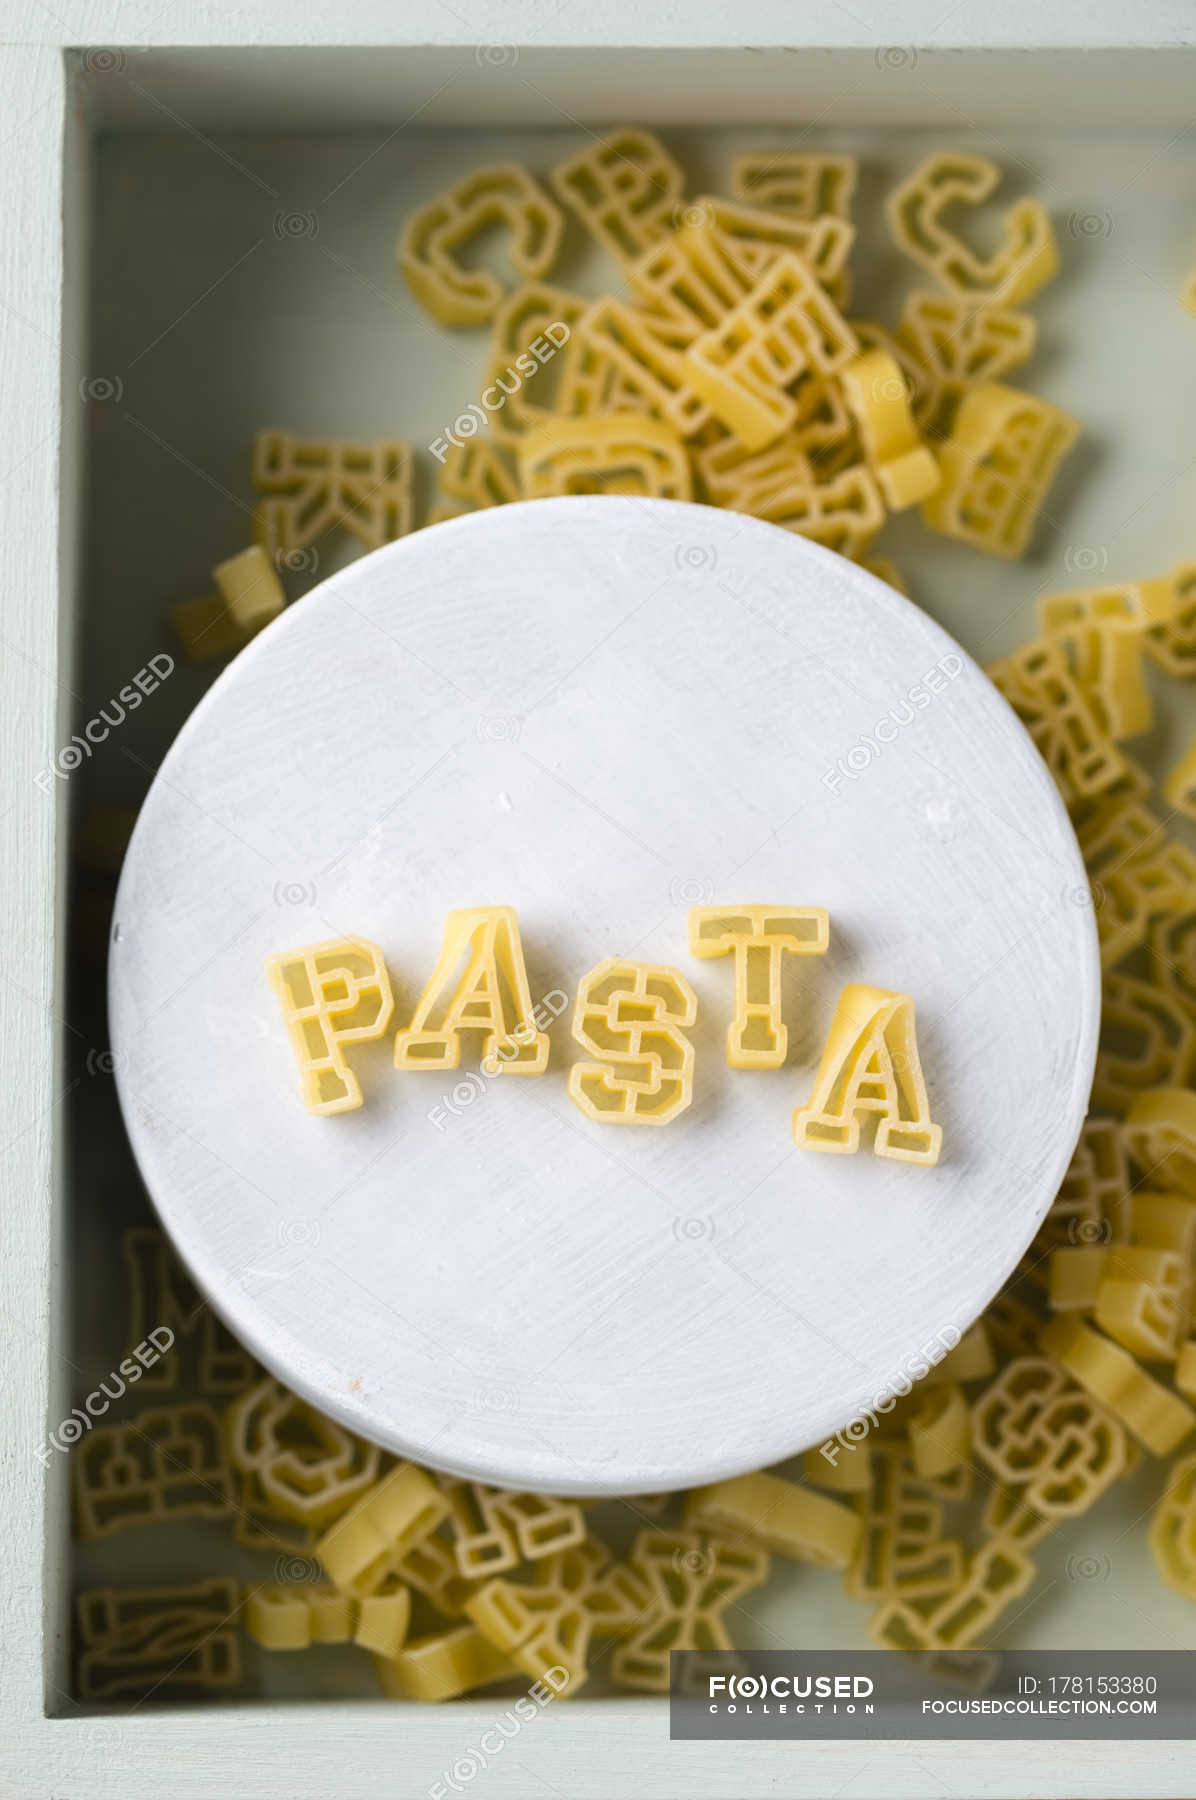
[266,905,941,1164]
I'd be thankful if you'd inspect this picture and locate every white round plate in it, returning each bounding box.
[110,497,1099,1495]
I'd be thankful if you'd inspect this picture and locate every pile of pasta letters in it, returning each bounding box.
[80,129,1196,1703]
